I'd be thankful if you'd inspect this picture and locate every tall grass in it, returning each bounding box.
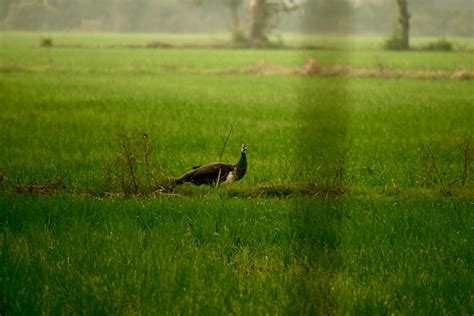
[0,33,473,314]
[0,73,472,193]
[1,195,472,314]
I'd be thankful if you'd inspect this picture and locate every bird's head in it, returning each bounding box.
[241,143,247,154]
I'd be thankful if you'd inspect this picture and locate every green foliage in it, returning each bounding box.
[231,28,248,44]
[422,38,454,51]
[384,33,407,50]
[39,37,53,47]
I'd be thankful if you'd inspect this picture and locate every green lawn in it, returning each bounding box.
[0,33,473,314]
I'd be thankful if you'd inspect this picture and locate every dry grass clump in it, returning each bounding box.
[451,68,473,80]
[419,136,472,195]
[102,131,174,197]
[16,177,65,195]
[169,59,473,81]
[300,59,321,75]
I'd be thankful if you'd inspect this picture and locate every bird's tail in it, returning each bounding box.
[173,178,183,186]
[155,177,181,192]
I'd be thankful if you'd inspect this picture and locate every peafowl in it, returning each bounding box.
[175,144,247,185]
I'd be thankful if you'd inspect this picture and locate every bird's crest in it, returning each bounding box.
[241,143,247,154]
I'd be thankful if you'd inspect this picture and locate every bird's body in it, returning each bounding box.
[175,144,247,186]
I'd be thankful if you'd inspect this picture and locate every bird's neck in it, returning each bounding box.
[237,152,247,166]
[235,152,247,178]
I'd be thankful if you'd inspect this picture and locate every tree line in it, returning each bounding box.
[0,0,472,39]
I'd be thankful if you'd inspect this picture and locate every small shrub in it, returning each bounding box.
[418,137,472,194]
[146,40,171,49]
[384,34,406,51]
[111,131,172,196]
[231,29,247,44]
[39,37,53,48]
[230,30,285,49]
[422,38,453,52]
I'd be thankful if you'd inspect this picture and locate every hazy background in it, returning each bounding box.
[0,0,472,36]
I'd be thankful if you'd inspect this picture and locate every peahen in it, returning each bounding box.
[175,144,247,185]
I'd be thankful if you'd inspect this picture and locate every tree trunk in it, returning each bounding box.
[248,0,268,42]
[397,0,410,49]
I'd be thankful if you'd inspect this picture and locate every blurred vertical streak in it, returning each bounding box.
[289,0,351,313]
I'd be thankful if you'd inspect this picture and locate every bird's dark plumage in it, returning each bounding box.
[175,163,235,185]
[175,144,247,186]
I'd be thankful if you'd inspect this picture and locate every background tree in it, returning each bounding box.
[247,0,300,44]
[0,0,471,36]
[192,0,300,45]
[248,0,269,42]
[396,0,410,49]
[385,0,410,50]
[3,0,56,30]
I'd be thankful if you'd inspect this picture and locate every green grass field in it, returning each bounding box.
[1,32,473,314]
